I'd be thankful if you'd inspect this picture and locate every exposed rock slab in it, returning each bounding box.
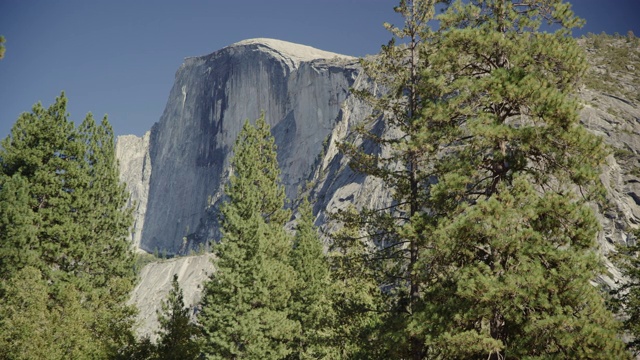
[116,131,152,249]
[128,254,214,340]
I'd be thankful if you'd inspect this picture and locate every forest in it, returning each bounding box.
[1,1,640,359]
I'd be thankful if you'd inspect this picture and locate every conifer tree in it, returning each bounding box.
[338,0,628,358]
[155,274,201,360]
[0,266,100,359]
[199,115,299,359]
[610,230,640,355]
[413,1,627,357]
[336,1,441,357]
[288,198,337,359]
[0,94,137,358]
[328,206,386,359]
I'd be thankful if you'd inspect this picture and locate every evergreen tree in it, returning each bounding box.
[336,1,442,357]
[328,206,386,359]
[338,0,628,358]
[0,94,137,358]
[413,1,627,357]
[155,274,201,360]
[199,115,299,359]
[288,198,337,359]
[610,229,640,355]
[0,266,99,359]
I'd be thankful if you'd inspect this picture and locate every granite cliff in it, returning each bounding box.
[116,36,640,337]
[118,38,360,254]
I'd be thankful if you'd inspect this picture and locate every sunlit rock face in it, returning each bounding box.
[118,37,640,339]
[115,131,151,250]
[133,39,359,254]
[115,38,640,262]
[128,254,215,341]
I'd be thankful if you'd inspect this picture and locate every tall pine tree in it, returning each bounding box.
[413,1,627,357]
[288,198,337,359]
[337,0,628,358]
[0,94,137,358]
[336,1,442,357]
[199,115,299,359]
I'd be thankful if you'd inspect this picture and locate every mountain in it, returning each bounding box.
[117,36,640,337]
[118,38,361,254]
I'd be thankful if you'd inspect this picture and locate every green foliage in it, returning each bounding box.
[0,266,106,359]
[116,336,158,360]
[420,178,626,358]
[337,1,439,357]
[135,251,161,274]
[0,35,5,59]
[288,198,338,359]
[0,93,137,358]
[610,228,640,356]
[336,0,628,358]
[328,206,386,359]
[155,274,202,360]
[199,115,299,359]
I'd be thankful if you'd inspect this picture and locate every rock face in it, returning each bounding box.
[128,254,214,340]
[131,38,359,254]
[120,37,640,338]
[115,131,152,250]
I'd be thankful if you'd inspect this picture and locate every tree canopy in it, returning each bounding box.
[0,93,136,358]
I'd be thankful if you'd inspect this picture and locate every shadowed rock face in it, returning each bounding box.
[128,39,359,254]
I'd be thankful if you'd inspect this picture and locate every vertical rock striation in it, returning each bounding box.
[116,131,152,250]
[138,39,359,254]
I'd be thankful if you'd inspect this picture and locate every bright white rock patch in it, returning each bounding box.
[229,38,355,70]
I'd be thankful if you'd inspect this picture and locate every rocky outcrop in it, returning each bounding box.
[128,254,214,340]
[115,131,152,250]
[137,38,359,254]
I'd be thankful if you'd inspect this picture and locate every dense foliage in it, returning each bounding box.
[156,274,202,359]
[198,116,299,359]
[0,94,136,358]
[335,0,628,358]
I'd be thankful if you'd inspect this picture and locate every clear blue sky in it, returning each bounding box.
[1,0,639,140]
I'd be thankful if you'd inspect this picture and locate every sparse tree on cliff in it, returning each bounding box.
[0,93,137,358]
[199,115,299,359]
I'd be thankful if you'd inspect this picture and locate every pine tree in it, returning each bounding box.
[0,266,100,359]
[328,206,386,359]
[610,229,640,355]
[199,115,299,359]
[155,274,201,360]
[336,1,442,357]
[414,0,627,357]
[0,94,137,358]
[288,198,337,359]
[338,0,629,357]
